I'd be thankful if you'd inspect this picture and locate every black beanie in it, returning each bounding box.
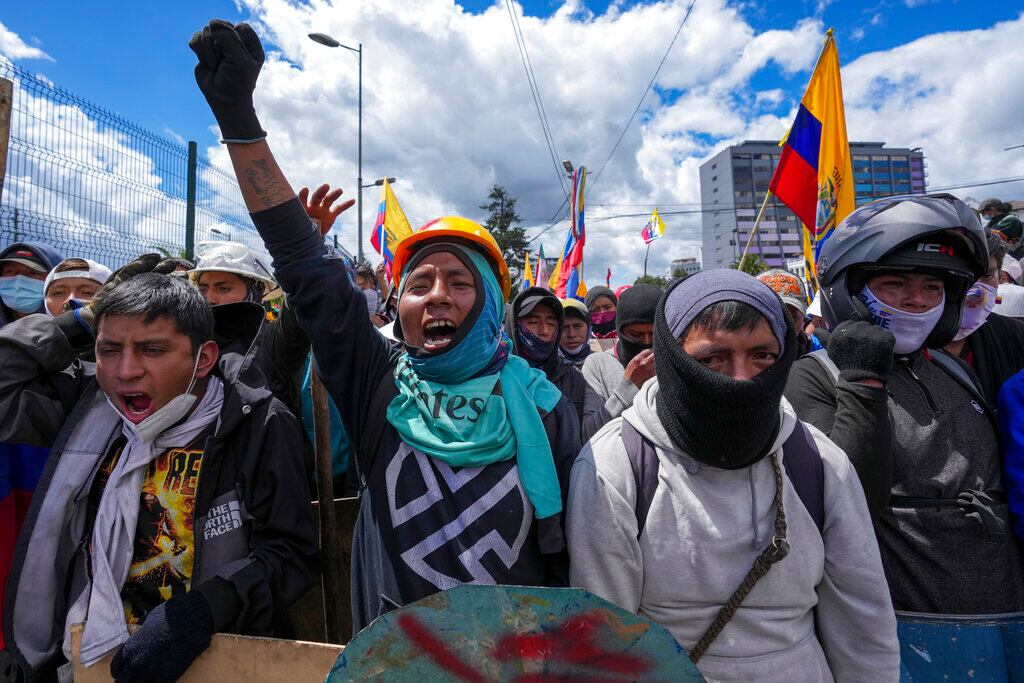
[615,284,663,365]
[584,286,617,310]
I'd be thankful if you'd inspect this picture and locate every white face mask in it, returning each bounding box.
[859,285,946,355]
[106,349,204,444]
[953,282,999,342]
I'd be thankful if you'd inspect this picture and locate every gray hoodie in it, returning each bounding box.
[566,379,899,682]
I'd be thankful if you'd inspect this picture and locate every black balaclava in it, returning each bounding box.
[505,286,563,378]
[614,284,663,366]
[654,270,797,470]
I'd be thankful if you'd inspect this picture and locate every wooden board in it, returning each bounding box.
[70,624,342,682]
[0,78,12,204]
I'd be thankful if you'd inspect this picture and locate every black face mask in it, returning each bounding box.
[616,334,650,366]
[653,304,797,470]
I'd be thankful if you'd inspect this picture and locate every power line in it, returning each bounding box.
[504,0,569,201]
[587,0,697,197]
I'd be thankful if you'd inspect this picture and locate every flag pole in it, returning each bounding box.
[644,241,652,278]
[738,191,773,271]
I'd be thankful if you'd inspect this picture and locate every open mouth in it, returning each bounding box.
[422,318,458,352]
[119,392,154,424]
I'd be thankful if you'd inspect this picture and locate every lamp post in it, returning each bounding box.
[309,32,364,262]
[210,228,231,241]
[361,177,396,189]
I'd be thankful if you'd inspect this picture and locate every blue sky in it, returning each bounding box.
[3,0,1019,148]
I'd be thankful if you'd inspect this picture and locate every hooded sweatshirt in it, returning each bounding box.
[580,285,661,436]
[568,270,897,681]
[567,386,898,682]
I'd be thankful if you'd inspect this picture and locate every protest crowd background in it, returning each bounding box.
[0,5,1023,683]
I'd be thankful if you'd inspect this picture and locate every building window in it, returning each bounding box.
[712,187,718,193]
[853,155,870,161]
[891,155,908,161]
[712,163,717,170]
[855,183,873,192]
[711,175,717,182]
[732,153,751,160]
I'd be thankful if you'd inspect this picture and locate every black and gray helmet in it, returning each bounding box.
[817,193,988,349]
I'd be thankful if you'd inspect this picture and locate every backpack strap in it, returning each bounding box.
[351,376,399,496]
[620,419,660,539]
[928,349,994,420]
[781,421,825,535]
[807,348,840,383]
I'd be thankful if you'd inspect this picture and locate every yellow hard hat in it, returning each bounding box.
[392,217,512,300]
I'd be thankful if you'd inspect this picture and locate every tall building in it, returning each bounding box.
[666,257,701,279]
[699,141,927,269]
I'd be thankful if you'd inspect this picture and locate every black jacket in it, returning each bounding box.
[250,199,582,635]
[0,311,318,677]
[785,348,1023,614]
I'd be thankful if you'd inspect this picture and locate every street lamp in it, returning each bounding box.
[562,160,574,174]
[210,228,231,241]
[361,177,396,189]
[309,32,364,262]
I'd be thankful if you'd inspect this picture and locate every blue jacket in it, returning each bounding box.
[998,369,1024,539]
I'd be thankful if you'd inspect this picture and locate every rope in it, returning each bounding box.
[689,453,789,664]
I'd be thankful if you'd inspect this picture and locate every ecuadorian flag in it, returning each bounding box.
[769,30,854,274]
[370,178,413,275]
[554,166,587,300]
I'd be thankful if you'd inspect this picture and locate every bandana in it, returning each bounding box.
[858,285,945,355]
[388,244,564,520]
[953,282,999,342]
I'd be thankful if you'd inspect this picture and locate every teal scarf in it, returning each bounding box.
[387,245,564,520]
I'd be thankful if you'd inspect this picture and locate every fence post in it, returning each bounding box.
[0,78,14,205]
[185,140,198,260]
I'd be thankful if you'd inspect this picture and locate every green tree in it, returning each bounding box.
[729,254,770,276]
[633,274,669,288]
[480,185,528,279]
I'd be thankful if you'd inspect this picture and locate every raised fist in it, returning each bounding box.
[189,19,266,141]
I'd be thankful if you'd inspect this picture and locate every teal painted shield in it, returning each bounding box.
[327,585,703,682]
[898,611,1024,682]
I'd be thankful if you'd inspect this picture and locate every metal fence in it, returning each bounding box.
[0,60,269,271]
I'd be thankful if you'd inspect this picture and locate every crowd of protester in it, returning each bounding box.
[1,18,1024,682]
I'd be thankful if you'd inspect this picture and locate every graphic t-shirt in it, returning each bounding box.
[88,433,207,624]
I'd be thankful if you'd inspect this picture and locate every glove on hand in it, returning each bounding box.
[189,19,266,141]
[827,320,895,384]
[110,591,214,683]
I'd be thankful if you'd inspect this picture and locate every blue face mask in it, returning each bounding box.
[0,275,45,313]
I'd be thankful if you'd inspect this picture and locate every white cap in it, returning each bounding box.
[1002,254,1023,285]
[43,258,113,295]
[994,283,1024,319]
[190,241,276,290]
[806,291,823,318]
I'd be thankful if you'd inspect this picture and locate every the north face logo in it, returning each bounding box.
[203,500,243,539]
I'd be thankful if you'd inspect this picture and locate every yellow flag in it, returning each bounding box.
[372,178,414,262]
[523,251,534,289]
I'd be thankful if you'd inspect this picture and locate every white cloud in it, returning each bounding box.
[841,16,1024,197]
[194,2,1024,284]
[214,0,822,284]
[0,21,52,62]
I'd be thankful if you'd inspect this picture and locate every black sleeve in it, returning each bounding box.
[0,312,89,446]
[248,199,400,458]
[785,356,893,521]
[542,397,582,587]
[198,400,320,633]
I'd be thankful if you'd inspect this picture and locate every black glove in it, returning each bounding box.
[189,20,266,141]
[110,591,214,683]
[827,320,895,383]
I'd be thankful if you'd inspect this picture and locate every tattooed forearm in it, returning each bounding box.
[243,158,293,209]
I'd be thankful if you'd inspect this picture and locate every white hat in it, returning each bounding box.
[806,291,823,318]
[190,241,276,290]
[1002,254,1023,285]
[43,258,113,295]
[994,283,1024,319]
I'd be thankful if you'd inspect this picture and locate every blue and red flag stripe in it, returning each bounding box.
[769,104,822,232]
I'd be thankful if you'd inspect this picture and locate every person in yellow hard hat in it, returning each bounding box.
[188,19,582,634]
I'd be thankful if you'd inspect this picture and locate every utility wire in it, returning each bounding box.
[505,0,569,201]
[587,0,697,197]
